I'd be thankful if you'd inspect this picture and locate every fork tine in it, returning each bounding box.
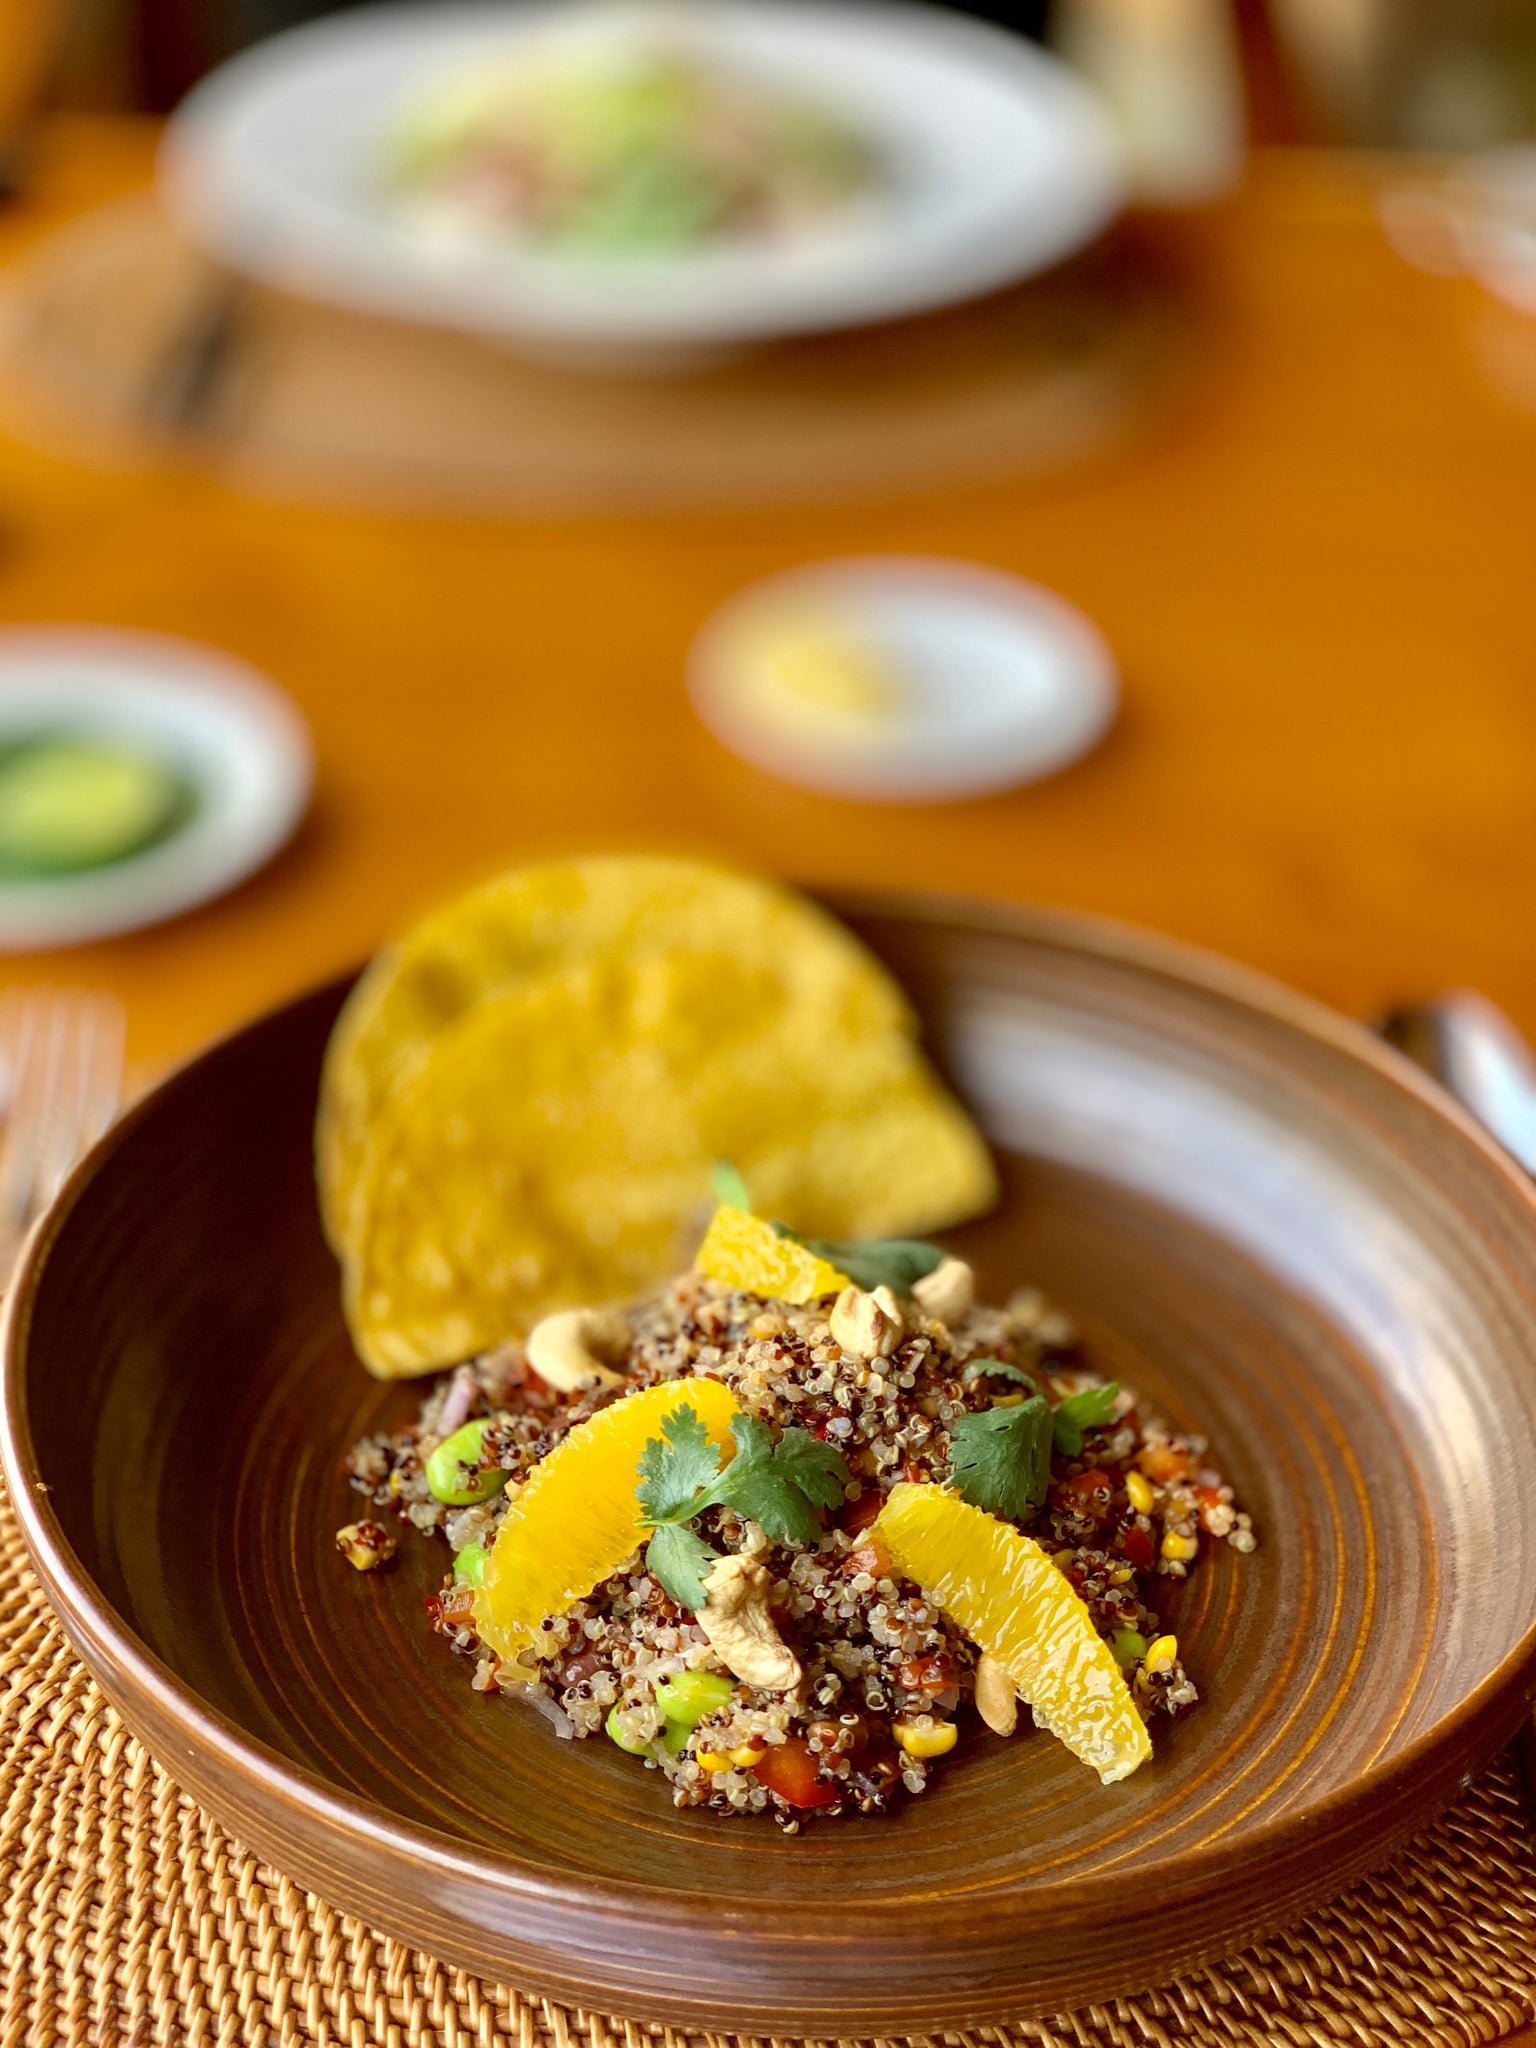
[78,993,125,1155]
[33,995,86,1215]
[21,990,76,1223]
[41,991,124,1196]
[0,989,51,1238]
[0,990,127,1263]
[36,992,124,1208]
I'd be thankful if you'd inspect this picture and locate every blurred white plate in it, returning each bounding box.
[688,555,1117,802]
[0,629,313,951]
[159,0,1124,352]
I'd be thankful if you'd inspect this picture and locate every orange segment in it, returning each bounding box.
[694,1205,849,1303]
[472,1378,740,1667]
[874,1481,1152,1784]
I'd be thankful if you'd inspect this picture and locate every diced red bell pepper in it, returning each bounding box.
[1055,1469,1114,1521]
[430,1582,478,1632]
[895,1651,959,1695]
[1138,1443,1191,1484]
[1118,1523,1156,1571]
[843,1534,893,1581]
[753,1736,839,1808]
[840,1491,884,1535]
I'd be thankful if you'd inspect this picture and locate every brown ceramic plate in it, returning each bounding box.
[6,897,1536,2034]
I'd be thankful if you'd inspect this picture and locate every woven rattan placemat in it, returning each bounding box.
[0,195,1189,513]
[5,1481,1536,2048]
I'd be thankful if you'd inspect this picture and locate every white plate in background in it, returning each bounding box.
[688,555,1118,803]
[0,628,313,951]
[159,0,1124,352]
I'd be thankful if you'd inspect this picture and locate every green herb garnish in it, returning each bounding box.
[772,1224,946,1297]
[961,1358,1039,1390]
[636,1403,850,1609]
[642,1521,721,1610]
[947,1398,1054,1520]
[1051,1382,1120,1457]
[711,1160,752,1211]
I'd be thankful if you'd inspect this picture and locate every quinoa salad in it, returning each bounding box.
[338,1213,1255,1827]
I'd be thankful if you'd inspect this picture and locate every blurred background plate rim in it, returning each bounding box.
[156,0,1126,348]
[4,894,1536,2022]
[0,625,313,950]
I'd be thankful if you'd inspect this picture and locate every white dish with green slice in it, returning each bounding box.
[0,628,312,951]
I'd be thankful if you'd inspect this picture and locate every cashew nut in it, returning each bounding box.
[525,1306,630,1392]
[696,1554,802,1691]
[912,1257,974,1327]
[974,1651,1018,1736]
[829,1285,902,1361]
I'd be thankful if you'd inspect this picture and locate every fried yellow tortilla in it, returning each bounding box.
[319,855,912,1246]
[319,856,997,1376]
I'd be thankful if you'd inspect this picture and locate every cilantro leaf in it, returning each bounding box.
[1052,1382,1120,1457]
[645,1522,720,1610]
[772,1427,850,1513]
[962,1358,1039,1390]
[722,1468,825,1546]
[715,1413,845,1545]
[948,1398,1054,1520]
[635,1404,721,1525]
[636,1406,851,1555]
[712,1161,752,1211]
[799,1235,947,1296]
[771,1224,947,1295]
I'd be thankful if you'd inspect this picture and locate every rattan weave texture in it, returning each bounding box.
[5,1482,1536,2048]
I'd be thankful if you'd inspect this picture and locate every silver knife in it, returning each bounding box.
[1377,991,1536,1809]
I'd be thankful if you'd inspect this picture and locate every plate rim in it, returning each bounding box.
[5,892,1536,2005]
[156,0,1126,347]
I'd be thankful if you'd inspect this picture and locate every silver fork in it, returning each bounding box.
[0,988,125,1282]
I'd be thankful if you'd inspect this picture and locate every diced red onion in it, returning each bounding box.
[509,1684,575,1739]
[436,1364,477,1437]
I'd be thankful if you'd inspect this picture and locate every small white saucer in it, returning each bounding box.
[0,628,313,951]
[687,556,1117,803]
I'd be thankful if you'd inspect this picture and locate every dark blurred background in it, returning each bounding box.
[73,0,1052,114]
[49,0,1536,154]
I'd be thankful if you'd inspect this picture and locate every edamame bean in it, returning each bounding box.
[653,1671,735,1727]
[605,1706,653,1755]
[425,1420,508,1506]
[1111,1628,1148,1668]
[453,1542,487,1585]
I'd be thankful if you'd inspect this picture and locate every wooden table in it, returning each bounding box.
[0,118,1533,1083]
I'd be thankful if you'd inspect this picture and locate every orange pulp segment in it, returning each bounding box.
[695,1205,850,1304]
[874,1481,1152,1784]
[473,1377,741,1668]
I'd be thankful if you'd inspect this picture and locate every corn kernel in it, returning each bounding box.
[334,1521,395,1571]
[895,1719,958,1759]
[1161,1529,1199,1561]
[694,1750,733,1774]
[1125,1470,1155,1516]
[1143,1634,1179,1675]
